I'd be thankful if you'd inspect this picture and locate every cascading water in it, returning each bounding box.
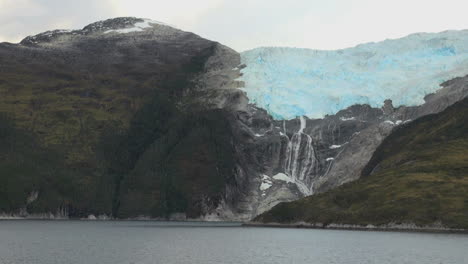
[283,116,318,195]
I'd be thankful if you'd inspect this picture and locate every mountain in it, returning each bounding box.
[254,97,468,229]
[0,17,248,219]
[0,17,467,221]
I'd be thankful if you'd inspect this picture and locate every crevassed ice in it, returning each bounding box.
[240,30,468,119]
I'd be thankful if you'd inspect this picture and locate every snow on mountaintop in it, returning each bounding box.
[104,19,172,34]
[240,30,468,119]
[20,17,178,45]
[82,17,175,33]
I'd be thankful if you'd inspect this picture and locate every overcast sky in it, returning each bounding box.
[1,0,468,51]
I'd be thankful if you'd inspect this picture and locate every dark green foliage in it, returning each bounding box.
[0,37,230,218]
[117,109,236,218]
[94,44,232,218]
[256,98,468,229]
[0,113,57,212]
[0,113,107,215]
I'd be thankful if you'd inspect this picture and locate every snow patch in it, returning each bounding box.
[105,27,143,34]
[272,173,294,183]
[326,157,335,161]
[272,173,312,196]
[260,174,272,191]
[329,144,342,149]
[88,214,97,220]
[104,19,167,34]
[260,182,272,191]
[340,116,356,121]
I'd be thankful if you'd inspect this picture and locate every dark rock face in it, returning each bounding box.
[382,99,394,115]
[255,97,468,229]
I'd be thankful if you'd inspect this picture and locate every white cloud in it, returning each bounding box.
[111,0,223,26]
[0,0,47,16]
[288,0,468,50]
[1,0,468,50]
[0,0,116,43]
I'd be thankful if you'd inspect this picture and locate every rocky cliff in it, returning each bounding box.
[241,75,468,217]
[255,97,468,229]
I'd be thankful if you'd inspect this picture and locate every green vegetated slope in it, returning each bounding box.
[0,36,235,218]
[0,114,84,214]
[117,109,236,218]
[256,98,468,229]
[0,53,139,216]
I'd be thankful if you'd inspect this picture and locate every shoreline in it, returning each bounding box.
[0,215,243,224]
[1,217,467,234]
[243,222,468,234]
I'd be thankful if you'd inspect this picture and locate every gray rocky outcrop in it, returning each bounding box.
[239,75,468,217]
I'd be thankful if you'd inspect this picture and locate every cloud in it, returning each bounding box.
[1,0,468,50]
[184,0,345,51]
[111,0,224,25]
[185,0,468,51]
[0,0,117,43]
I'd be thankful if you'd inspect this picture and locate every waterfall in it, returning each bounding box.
[283,116,317,195]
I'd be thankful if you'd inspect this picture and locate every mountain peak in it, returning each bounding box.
[83,17,144,32]
[20,17,176,45]
[83,17,172,34]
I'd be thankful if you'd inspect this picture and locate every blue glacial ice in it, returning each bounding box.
[240,30,468,119]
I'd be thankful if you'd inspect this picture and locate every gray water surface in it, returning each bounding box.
[0,220,467,264]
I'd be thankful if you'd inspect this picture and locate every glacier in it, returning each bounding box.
[240,30,468,119]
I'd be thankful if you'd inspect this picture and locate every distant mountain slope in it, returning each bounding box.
[255,98,468,229]
[241,30,468,119]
